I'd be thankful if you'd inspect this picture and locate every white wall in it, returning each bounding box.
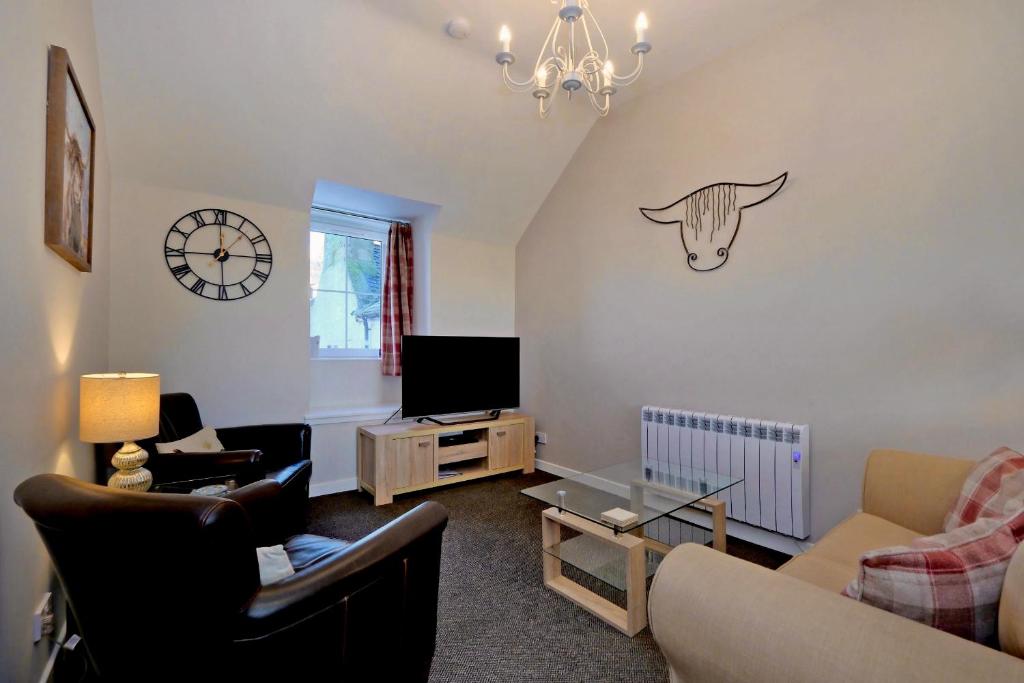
[516,0,1024,540]
[108,180,310,426]
[0,1,111,679]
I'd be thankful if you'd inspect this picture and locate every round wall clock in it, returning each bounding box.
[163,208,272,301]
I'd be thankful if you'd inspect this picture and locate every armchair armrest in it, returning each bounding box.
[236,501,448,640]
[862,449,975,535]
[216,423,311,471]
[649,544,1023,683]
[148,449,263,482]
[225,479,286,547]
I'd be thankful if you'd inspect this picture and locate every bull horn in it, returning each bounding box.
[735,172,788,209]
[638,204,681,225]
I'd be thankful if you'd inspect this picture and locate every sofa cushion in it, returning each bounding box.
[944,447,1024,532]
[778,554,857,593]
[844,508,1024,645]
[811,512,920,567]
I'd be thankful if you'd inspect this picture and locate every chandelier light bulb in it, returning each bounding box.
[536,67,548,88]
[602,61,614,87]
[499,25,511,53]
[635,12,648,43]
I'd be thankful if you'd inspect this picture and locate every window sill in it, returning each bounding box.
[305,404,401,425]
[310,356,383,362]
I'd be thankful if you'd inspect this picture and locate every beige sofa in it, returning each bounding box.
[649,449,1024,682]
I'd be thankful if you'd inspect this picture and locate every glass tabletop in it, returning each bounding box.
[521,457,742,533]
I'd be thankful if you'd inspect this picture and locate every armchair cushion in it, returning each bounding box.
[155,425,224,453]
[944,447,1024,532]
[843,507,1024,645]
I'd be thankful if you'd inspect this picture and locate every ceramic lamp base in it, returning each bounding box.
[108,441,152,491]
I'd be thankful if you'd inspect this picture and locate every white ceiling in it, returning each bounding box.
[92,0,818,244]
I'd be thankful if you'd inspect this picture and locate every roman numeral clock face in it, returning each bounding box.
[164,209,272,300]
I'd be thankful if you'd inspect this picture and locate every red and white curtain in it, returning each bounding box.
[381,222,413,375]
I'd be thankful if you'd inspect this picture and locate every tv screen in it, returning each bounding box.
[401,336,520,419]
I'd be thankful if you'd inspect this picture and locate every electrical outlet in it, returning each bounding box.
[536,432,548,445]
[32,592,54,643]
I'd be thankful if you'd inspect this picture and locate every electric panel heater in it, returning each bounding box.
[641,406,811,539]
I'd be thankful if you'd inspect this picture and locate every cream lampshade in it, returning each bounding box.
[80,372,160,491]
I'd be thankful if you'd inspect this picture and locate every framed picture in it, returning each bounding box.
[45,45,95,272]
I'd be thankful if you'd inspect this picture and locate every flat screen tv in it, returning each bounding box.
[401,335,520,421]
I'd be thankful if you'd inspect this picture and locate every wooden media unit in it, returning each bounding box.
[357,413,535,505]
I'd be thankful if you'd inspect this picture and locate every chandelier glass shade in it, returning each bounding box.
[496,1,652,118]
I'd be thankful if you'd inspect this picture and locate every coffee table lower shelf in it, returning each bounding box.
[540,500,726,637]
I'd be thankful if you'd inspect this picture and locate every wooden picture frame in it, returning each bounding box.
[45,45,95,272]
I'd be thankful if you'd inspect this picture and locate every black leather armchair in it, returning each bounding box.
[95,392,312,533]
[15,474,449,682]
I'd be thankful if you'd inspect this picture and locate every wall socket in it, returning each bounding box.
[536,432,548,445]
[33,592,54,643]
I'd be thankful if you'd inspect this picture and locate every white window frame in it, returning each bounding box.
[310,209,390,359]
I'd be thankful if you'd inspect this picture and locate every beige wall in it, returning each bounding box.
[430,233,516,338]
[0,1,111,679]
[516,0,1024,539]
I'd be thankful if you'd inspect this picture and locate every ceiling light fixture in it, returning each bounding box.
[496,1,651,119]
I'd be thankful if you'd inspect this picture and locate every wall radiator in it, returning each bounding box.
[641,406,811,540]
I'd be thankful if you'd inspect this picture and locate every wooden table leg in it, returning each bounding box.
[542,509,562,583]
[707,497,727,553]
[540,508,648,637]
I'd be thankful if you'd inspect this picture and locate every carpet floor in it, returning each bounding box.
[309,470,789,683]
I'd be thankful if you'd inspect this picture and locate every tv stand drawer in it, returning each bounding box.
[389,435,436,489]
[489,424,524,470]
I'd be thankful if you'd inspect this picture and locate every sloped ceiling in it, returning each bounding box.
[92,0,817,244]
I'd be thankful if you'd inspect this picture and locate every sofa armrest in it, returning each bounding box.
[650,544,1023,683]
[216,423,311,471]
[861,449,975,535]
[147,449,263,482]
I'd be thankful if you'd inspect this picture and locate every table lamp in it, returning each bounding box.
[80,372,160,491]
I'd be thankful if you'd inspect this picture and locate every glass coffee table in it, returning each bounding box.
[522,458,742,636]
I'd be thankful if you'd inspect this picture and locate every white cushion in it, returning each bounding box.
[256,545,295,585]
[154,426,224,454]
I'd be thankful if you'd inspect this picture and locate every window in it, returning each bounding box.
[309,211,388,358]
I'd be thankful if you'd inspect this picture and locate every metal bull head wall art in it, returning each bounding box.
[639,172,788,272]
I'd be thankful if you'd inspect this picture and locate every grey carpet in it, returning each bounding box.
[309,470,789,683]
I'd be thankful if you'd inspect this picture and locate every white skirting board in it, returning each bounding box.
[310,477,358,498]
[534,458,812,557]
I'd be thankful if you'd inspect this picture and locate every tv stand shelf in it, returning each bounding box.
[357,413,535,505]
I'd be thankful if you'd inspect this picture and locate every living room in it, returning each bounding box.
[2,0,1023,681]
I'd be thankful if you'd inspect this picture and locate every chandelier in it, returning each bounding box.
[495,1,651,118]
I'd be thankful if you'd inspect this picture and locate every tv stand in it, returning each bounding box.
[357,413,535,505]
[415,410,502,426]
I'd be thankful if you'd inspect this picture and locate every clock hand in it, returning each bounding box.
[208,234,247,266]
